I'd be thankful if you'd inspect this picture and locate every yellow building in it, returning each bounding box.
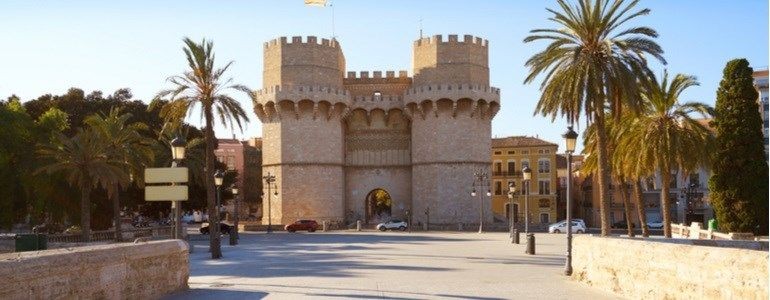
[491,136,558,225]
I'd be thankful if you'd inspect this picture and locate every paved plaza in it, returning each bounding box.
[169,231,619,300]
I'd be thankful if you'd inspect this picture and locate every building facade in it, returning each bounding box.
[214,138,263,220]
[490,136,558,226]
[252,35,500,226]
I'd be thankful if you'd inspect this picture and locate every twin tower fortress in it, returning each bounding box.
[253,34,500,227]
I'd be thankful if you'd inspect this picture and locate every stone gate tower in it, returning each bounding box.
[253,34,499,227]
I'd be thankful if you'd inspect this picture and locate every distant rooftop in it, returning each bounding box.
[492,136,558,148]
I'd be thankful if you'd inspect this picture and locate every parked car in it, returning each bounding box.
[548,220,586,234]
[647,220,664,229]
[200,223,233,235]
[551,219,587,229]
[376,220,408,231]
[611,220,636,229]
[285,220,319,233]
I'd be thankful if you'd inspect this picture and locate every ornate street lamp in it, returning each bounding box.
[563,125,578,276]
[470,170,491,233]
[522,166,532,234]
[213,169,224,238]
[170,134,186,240]
[508,182,517,243]
[263,173,278,233]
[230,184,239,245]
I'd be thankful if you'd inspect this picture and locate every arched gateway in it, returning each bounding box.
[365,189,392,224]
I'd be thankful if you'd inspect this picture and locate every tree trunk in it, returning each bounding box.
[113,183,122,242]
[633,180,649,237]
[204,105,222,259]
[81,185,91,243]
[661,165,672,238]
[594,111,612,236]
[619,180,634,237]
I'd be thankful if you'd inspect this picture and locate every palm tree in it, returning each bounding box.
[152,38,250,259]
[582,116,635,237]
[36,129,128,242]
[524,0,665,235]
[85,108,155,242]
[615,72,714,238]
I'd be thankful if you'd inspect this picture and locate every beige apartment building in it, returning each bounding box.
[490,136,558,225]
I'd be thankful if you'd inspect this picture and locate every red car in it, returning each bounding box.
[285,220,319,233]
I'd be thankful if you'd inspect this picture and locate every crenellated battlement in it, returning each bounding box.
[264,36,340,49]
[344,70,410,80]
[414,34,488,47]
[405,84,500,97]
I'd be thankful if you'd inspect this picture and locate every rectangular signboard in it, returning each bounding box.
[145,186,188,201]
[145,167,188,183]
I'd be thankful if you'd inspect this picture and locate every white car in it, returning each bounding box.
[647,220,664,229]
[548,220,586,234]
[377,220,408,231]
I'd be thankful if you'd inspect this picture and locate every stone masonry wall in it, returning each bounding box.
[0,240,189,299]
[572,235,768,299]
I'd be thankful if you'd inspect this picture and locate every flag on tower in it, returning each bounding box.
[304,0,327,7]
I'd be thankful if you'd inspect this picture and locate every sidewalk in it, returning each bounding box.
[168,231,619,300]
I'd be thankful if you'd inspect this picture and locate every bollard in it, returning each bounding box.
[323,221,328,232]
[525,233,535,255]
[512,228,520,244]
[356,220,362,231]
[229,226,237,245]
[458,223,463,231]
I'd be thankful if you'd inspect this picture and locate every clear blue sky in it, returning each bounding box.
[1,0,767,152]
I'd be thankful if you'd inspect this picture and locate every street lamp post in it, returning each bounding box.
[522,166,532,234]
[470,170,491,234]
[170,135,186,240]
[681,183,697,224]
[507,182,517,242]
[213,170,224,241]
[263,172,277,233]
[230,184,239,245]
[563,125,578,276]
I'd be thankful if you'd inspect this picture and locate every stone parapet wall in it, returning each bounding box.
[0,240,189,299]
[572,235,768,299]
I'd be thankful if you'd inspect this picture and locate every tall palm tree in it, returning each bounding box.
[582,116,635,237]
[85,108,155,242]
[36,129,128,242]
[524,0,665,235]
[152,38,250,259]
[616,72,714,238]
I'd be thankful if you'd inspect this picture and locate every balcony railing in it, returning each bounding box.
[492,171,523,177]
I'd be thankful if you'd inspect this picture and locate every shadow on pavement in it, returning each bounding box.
[163,288,267,300]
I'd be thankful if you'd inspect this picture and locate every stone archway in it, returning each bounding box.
[365,189,392,224]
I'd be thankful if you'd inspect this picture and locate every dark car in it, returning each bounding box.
[200,223,233,235]
[611,221,635,229]
[285,220,319,233]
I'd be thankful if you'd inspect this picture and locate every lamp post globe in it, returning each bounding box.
[170,135,186,161]
[522,166,532,181]
[522,165,531,235]
[214,170,224,187]
[231,184,239,195]
[562,126,578,154]
[486,190,492,197]
[470,190,477,197]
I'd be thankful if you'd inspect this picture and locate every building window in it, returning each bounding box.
[226,156,235,170]
[539,213,550,224]
[374,91,382,100]
[645,177,655,190]
[545,149,550,154]
[538,149,544,154]
[689,173,700,188]
[507,161,516,174]
[538,198,550,208]
[522,150,529,155]
[538,159,550,173]
[495,181,502,195]
[494,162,502,173]
[494,151,502,155]
[669,172,678,189]
[507,151,515,155]
[538,180,550,195]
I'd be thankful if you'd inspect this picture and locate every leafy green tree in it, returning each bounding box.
[86,108,156,241]
[0,99,36,228]
[152,38,250,259]
[524,0,665,236]
[616,72,714,238]
[709,59,769,234]
[36,129,129,242]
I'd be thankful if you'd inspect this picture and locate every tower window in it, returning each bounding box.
[374,91,382,100]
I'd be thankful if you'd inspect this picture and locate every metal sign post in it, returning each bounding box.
[145,167,189,239]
